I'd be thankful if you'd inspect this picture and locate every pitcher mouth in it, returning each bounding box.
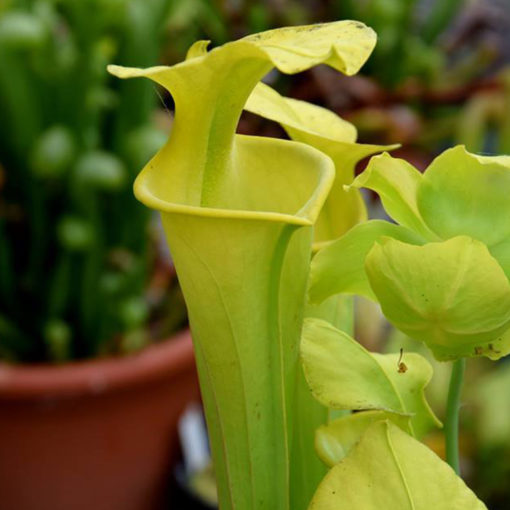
[134,134,335,226]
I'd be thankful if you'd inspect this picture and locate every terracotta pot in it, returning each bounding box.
[0,330,199,510]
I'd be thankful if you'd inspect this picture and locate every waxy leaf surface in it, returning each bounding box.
[243,22,376,74]
[315,410,411,466]
[366,236,510,360]
[417,147,510,247]
[309,220,424,303]
[350,152,436,239]
[301,318,439,437]
[309,421,487,510]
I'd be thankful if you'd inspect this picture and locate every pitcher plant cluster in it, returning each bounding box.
[109,20,508,510]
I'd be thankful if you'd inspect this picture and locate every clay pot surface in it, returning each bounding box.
[0,330,199,510]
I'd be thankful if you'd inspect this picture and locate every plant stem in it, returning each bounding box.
[445,358,466,475]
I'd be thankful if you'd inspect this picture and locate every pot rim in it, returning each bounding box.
[0,329,194,400]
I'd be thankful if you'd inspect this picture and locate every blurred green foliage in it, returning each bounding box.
[162,0,305,61]
[0,0,185,362]
[455,70,510,154]
[332,0,465,88]
[163,0,468,88]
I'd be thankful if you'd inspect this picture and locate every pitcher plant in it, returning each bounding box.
[108,21,377,510]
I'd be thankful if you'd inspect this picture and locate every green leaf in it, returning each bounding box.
[365,236,510,361]
[309,220,424,303]
[243,21,377,75]
[246,82,396,248]
[490,239,510,280]
[246,82,358,144]
[354,147,510,249]
[306,295,354,331]
[350,152,436,240]
[109,21,377,510]
[417,146,510,247]
[316,410,411,467]
[309,421,487,510]
[301,318,440,437]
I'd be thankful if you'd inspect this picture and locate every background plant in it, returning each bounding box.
[0,0,187,362]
